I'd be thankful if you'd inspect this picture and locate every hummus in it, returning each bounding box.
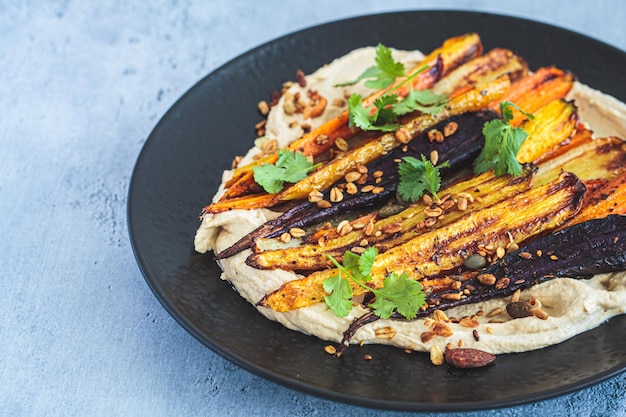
[194,46,626,355]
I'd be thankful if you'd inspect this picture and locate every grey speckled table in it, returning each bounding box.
[1,1,625,416]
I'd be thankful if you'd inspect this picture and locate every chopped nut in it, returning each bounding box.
[510,289,521,303]
[344,171,361,183]
[345,182,358,195]
[364,220,375,236]
[324,345,337,355]
[261,138,278,155]
[372,170,384,178]
[495,277,510,290]
[335,137,349,151]
[356,164,368,174]
[433,310,450,322]
[374,326,396,339]
[459,317,479,328]
[441,293,462,301]
[316,200,332,209]
[382,222,403,234]
[308,190,324,203]
[531,308,549,320]
[427,129,444,143]
[394,127,411,144]
[424,206,443,218]
[430,345,445,366]
[315,134,330,146]
[372,186,384,194]
[363,354,373,361]
[277,233,291,243]
[329,187,344,203]
[457,197,468,211]
[443,121,459,137]
[361,185,375,193]
[283,99,296,115]
[336,220,353,236]
[289,227,306,238]
[496,246,506,259]
[519,251,532,259]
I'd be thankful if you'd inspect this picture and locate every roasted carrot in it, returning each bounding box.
[220,33,483,197]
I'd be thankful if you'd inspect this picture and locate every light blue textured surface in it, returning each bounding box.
[1,1,624,416]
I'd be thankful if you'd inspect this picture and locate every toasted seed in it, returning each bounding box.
[363,354,373,361]
[441,293,462,301]
[430,345,445,366]
[424,206,443,218]
[279,232,292,243]
[308,190,324,203]
[316,200,332,209]
[550,254,559,261]
[372,186,384,194]
[394,127,411,144]
[477,273,497,286]
[257,100,270,115]
[344,171,361,183]
[430,150,439,165]
[374,326,396,339]
[350,246,366,254]
[457,197,468,211]
[356,165,368,174]
[443,121,459,137]
[382,222,403,234]
[531,308,549,320]
[361,185,375,193]
[335,137,349,151]
[324,345,337,355]
[433,310,450,322]
[510,289,521,303]
[373,170,384,178]
[519,251,532,259]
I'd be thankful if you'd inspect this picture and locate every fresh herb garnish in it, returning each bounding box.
[336,43,406,89]
[253,149,319,193]
[338,43,447,132]
[397,155,450,202]
[347,93,402,132]
[473,101,535,177]
[323,247,426,320]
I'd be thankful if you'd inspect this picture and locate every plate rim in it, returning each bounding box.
[128,9,626,412]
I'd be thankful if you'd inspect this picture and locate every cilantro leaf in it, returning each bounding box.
[394,86,447,116]
[336,44,405,89]
[253,149,318,193]
[322,270,354,318]
[473,102,534,177]
[323,249,426,319]
[347,93,401,132]
[369,273,425,320]
[397,155,450,202]
[358,247,378,277]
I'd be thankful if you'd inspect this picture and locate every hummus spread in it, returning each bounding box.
[194,46,626,355]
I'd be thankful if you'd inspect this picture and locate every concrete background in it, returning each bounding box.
[1,1,624,416]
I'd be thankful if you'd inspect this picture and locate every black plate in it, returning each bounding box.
[128,10,626,412]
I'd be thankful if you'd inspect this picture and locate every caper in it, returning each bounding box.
[378,204,406,218]
[464,254,487,270]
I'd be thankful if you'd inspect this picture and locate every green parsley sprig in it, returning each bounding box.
[473,101,535,177]
[397,155,450,203]
[322,247,426,320]
[253,149,319,194]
